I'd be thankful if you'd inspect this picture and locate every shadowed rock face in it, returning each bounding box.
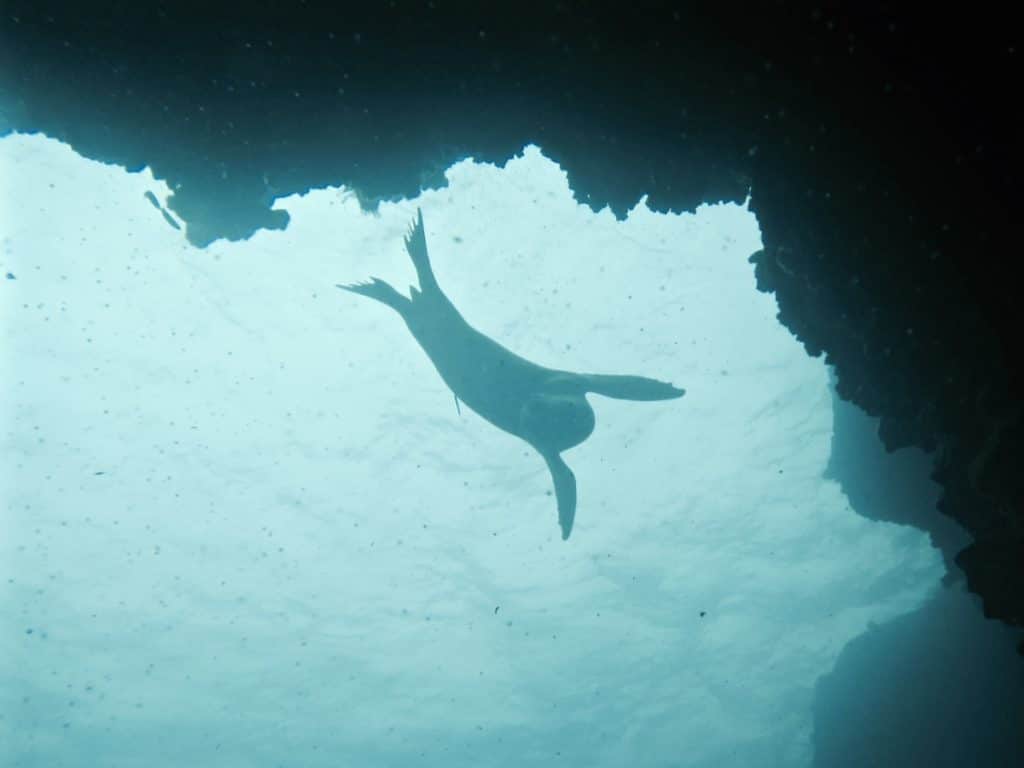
[813,585,1024,768]
[817,373,1024,764]
[1,6,1020,630]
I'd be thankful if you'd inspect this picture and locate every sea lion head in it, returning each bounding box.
[519,392,595,453]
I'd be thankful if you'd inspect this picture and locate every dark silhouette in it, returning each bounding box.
[338,209,685,539]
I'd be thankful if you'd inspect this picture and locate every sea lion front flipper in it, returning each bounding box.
[542,452,577,540]
[578,373,685,401]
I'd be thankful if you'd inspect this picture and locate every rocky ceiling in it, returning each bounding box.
[2,2,1020,642]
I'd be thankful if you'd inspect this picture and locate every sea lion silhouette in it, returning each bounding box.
[338,209,685,539]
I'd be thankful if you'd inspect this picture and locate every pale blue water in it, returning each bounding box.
[0,134,970,766]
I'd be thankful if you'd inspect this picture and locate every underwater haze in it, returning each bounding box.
[1,134,945,766]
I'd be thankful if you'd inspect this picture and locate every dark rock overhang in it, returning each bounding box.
[2,2,1020,638]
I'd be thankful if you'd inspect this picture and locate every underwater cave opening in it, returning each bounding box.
[4,133,1012,767]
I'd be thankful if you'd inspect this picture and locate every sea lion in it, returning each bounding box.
[338,208,685,539]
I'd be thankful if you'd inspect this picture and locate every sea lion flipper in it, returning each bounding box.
[542,452,577,540]
[336,278,410,313]
[578,373,685,401]
[404,207,440,295]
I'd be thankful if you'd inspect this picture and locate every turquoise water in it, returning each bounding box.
[1,135,947,766]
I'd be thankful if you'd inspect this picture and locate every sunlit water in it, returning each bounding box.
[1,135,942,767]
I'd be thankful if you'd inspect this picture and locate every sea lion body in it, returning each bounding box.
[339,209,684,539]
[403,288,596,451]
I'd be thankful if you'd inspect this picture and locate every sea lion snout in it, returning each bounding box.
[520,393,595,453]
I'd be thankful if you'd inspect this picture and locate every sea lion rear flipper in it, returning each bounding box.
[336,278,410,313]
[578,373,685,401]
[542,452,577,540]
[404,208,441,295]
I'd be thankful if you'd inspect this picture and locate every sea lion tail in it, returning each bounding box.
[578,373,685,401]
[542,452,577,540]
